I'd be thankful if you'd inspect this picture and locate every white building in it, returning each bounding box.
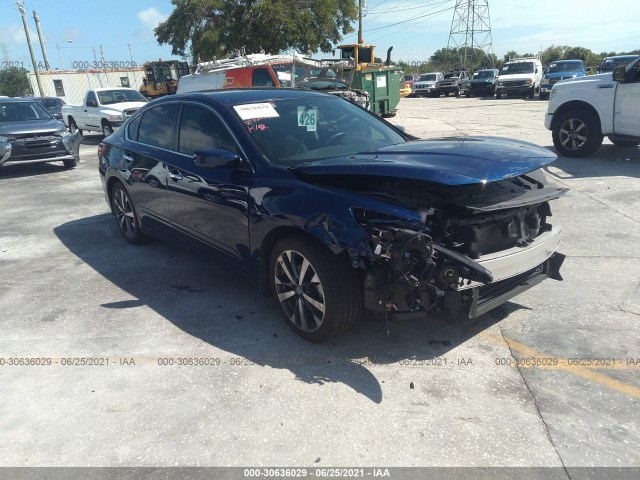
[27,68,144,104]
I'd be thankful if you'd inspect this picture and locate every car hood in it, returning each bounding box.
[553,73,611,87]
[470,78,495,84]
[293,137,557,186]
[0,118,66,135]
[101,101,147,112]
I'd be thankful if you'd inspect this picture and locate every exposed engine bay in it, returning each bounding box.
[340,169,567,321]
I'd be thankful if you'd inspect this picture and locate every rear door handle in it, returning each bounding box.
[122,153,133,162]
[168,170,183,181]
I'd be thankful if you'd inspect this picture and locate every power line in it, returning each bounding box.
[367,6,454,43]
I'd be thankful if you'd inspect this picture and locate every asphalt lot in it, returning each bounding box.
[1,95,639,473]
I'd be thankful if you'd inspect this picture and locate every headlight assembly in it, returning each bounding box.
[107,115,126,123]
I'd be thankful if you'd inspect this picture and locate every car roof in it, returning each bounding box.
[603,55,638,61]
[93,87,138,92]
[173,87,333,106]
[0,97,39,103]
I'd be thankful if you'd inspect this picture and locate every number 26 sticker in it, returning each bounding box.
[297,106,317,132]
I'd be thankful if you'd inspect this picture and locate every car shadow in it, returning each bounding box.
[54,214,514,403]
[544,145,640,180]
[0,161,74,179]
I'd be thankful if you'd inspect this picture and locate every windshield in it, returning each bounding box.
[234,96,405,166]
[97,89,147,105]
[39,98,65,109]
[600,56,639,72]
[418,74,436,82]
[271,61,351,89]
[0,102,52,122]
[548,61,583,73]
[501,62,534,74]
[473,70,495,79]
[444,72,459,79]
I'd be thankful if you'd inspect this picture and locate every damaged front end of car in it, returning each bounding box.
[310,168,566,322]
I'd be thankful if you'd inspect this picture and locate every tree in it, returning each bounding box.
[155,0,357,63]
[0,67,31,97]
[541,45,565,64]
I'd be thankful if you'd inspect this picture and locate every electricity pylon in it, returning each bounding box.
[447,0,495,69]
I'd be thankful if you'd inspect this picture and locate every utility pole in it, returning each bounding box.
[358,0,363,44]
[32,10,50,71]
[128,43,137,87]
[17,0,44,96]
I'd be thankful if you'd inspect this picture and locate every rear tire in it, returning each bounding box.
[110,182,151,245]
[269,234,363,343]
[539,92,549,100]
[552,109,603,157]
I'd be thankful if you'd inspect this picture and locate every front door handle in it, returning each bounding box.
[168,170,183,181]
[122,153,133,163]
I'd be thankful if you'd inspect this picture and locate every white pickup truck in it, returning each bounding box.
[61,88,147,137]
[544,56,640,157]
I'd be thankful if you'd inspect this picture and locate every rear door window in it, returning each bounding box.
[137,103,179,149]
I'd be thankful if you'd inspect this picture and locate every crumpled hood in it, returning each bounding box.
[0,118,66,135]
[293,137,557,185]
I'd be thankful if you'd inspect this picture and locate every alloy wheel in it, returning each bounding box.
[274,250,326,332]
[113,188,136,239]
[558,118,587,152]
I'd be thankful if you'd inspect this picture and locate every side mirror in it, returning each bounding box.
[86,99,96,107]
[194,148,240,169]
[612,66,626,82]
[586,67,592,73]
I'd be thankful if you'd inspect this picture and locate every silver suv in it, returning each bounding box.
[411,72,444,97]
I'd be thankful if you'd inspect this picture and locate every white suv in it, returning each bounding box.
[495,58,543,99]
[411,72,444,97]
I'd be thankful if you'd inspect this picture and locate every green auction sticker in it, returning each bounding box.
[297,106,317,132]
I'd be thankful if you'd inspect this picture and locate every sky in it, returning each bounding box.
[1,0,638,71]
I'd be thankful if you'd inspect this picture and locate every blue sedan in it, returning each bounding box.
[99,89,566,342]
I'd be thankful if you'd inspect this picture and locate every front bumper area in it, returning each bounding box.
[496,84,533,96]
[0,132,81,167]
[470,252,565,318]
[468,83,495,95]
[412,86,437,96]
[460,226,562,290]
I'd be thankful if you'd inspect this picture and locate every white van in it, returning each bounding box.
[495,57,543,99]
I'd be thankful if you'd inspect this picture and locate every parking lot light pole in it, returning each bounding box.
[56,40,72,70]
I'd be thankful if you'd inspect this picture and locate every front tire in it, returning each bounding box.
[68,118,82,136]
[269,234,362,343]
[110,183,151,244]
[552,109,603,157]
[102,121,114,137]
[495,91,502,99]
[63,157,77,169]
